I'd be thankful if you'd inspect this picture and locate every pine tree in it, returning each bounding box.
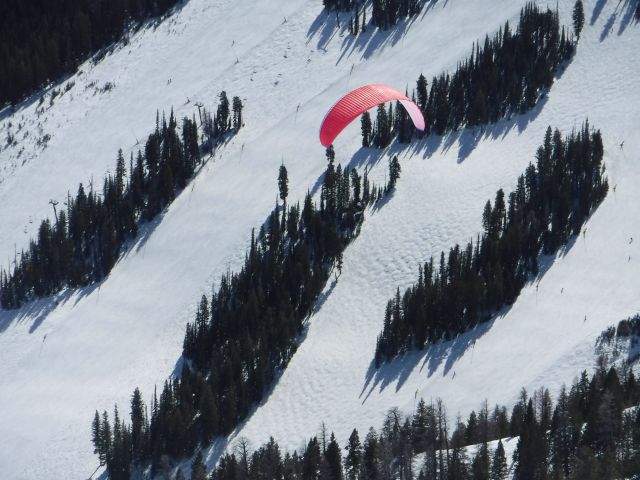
[130,388,146,463]
[233,96,244,130]
[92,411,104,465]
[325,433,343,480]
[490,440,508,480]
[361,111,372,147]
[101,411,112,466]
[344,429,362,480]
[573,0,585,40]
[217,91,230,134]
[471,441,490,480]
[416,74,428,111]
[388,156,401,190]
[303,437,322,480]
[278,164,289,204]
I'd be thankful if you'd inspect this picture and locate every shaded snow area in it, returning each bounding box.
[0,0,639,478]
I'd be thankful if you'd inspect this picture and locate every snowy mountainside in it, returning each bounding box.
[0,0,638,478]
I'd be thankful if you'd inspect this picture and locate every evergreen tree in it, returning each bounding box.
[388,156,401,190]
[325,433,343,480]
[233,96,244,130]
[279,164,289,204]
[303,437,322,480]
[490,440,507,480]
[344,429,362,480]
[101,411,112,466]
[361,112,373,147]
[92,411,105,465]
[130,387,146,463]
[573,0,585,40]
[217,91,231,134]
[362,428,380,480]
[416,74,428,111]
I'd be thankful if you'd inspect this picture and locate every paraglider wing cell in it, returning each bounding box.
[319,84,425,147]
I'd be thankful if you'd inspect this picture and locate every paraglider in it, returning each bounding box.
[319,84,425,147]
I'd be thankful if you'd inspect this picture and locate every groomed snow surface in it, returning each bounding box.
[0,0,639,478]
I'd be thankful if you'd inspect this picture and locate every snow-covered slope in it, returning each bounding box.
[0,0,638,478]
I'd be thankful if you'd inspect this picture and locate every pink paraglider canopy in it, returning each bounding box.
[319,84,425,147]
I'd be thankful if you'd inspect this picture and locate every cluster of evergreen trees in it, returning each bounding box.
[375,123,608,364]
[322,0,357,11]
[368,0,421,29]
[97,357,640,480]
[0,0,182,108]
[91,153,400,478]
[597,314,640,346]
[322,0,421,33]
[361,3,575,148]
[0,92,243,309]
[361,102,415,149]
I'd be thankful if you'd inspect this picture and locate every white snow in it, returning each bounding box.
[0,0,638,478]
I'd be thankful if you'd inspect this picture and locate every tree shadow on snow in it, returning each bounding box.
[0,280,101,335]
[598,0,637,41]
[600,11,618,41]
[359,310,504,406]
[616,0,639,35]
[0,140,223,335]
[591,0,608,25]
[358,187,603,404]
[428,51,575,162]
[368,91,549,167]
[306,1,438,65]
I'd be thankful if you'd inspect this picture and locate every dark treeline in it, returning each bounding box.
[597,314,640,365]
[375,123,608,364]
[91,154,401,479]
[360,3,575,149]
[143,354,640,480]
[323,0,422,32]
[0,92,243,309]
[0,0,182,108]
